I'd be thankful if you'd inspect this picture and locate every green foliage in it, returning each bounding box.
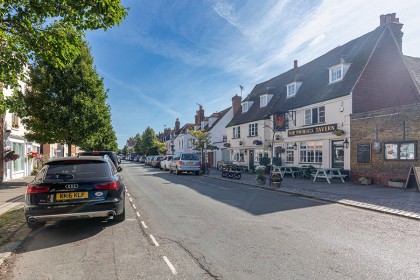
[271,173,282,182]
[188,130,218,151]
[7,39,116,155]
[0,0,127,92]
[122,145,129,156]
[259,157,270,166]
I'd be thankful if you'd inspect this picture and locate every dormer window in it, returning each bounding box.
[260,94,272,107]
[242,102,249,112]
[286,82,302,97]
[329,62,351,84]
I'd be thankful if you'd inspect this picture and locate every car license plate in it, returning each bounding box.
[56,192,88,201]
[186,162,194,165]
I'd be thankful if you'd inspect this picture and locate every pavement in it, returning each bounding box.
[204,168,420,220]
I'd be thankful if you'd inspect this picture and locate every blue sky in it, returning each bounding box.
[86,0,420,148]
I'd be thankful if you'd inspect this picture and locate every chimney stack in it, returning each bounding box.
[195,105,205,125]
[379,13,403,51]
[232,94,242,116]
[175,118,180,131]
[294,60,298,68]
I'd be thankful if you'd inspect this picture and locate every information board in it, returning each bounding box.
[357,143,371,163]
[405,165,420,191]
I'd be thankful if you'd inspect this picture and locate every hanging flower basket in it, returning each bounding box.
[332,129,345,136]
[253,140,263,145]
[27,151,38,159]
[223,143,231,147]
[4,150,20,162]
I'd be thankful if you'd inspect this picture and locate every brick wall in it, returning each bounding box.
[350,103,420,186]
[352,26,420,114]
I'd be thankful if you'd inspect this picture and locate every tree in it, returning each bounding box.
[7,39,116,155]
[122,145,128,156]
[0,0,127,90]
[188,130,218,171]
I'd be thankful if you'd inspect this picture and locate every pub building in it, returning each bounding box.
[226,13,420,184]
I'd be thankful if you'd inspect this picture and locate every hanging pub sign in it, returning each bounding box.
[288,123,337,137]
[274,112,288,131]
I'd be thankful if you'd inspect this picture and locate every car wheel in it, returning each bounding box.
[114,209,126,222]
[195,171,200,176]
[26,219,46,230]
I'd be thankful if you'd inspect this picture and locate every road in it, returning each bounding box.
[2,161,420,279]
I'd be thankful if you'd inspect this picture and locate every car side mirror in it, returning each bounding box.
[117,166,123,172]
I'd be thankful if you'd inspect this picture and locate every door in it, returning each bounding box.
[331,141,344,169]
[249,149,255,170]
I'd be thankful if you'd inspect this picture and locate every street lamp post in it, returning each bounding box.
[169,141,175,154]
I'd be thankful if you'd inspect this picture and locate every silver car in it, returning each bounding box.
[160,155,173,170]
[169,153,201,175]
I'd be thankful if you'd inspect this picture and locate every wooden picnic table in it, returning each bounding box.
[312,168,347,184]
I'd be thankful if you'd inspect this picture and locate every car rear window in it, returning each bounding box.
[181,154,199,160]
[44,161,110,180]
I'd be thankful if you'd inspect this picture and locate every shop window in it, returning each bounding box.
[384,141,417,161]
[299,141,322,163]
[233,151,244,162]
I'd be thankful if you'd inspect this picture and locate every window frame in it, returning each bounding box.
[285,143,295,163]
[329,65,343,83]
[242,102,249,112]
[233,126,241,138]
[287,83,297,97]
[260,95,268,107]
[248,123,258,137]
[304,106,325,126]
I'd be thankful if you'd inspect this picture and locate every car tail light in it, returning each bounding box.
[26,185,50,194]
[178,160,183,165]
[94,182,118,190]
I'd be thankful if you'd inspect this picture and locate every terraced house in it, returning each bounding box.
[226,13,420,183]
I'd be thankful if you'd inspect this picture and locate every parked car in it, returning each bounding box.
[24,156,126,229]
[169,152,201,175]
[160,155,173,170]
[78,151,121,170]
[134,155,140,162]
[151,156,164,168]
[138,156,146,163]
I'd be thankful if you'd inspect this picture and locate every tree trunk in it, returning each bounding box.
[67,143,72,156]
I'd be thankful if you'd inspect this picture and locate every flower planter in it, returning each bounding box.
[388,181,405,188]
[272,182,281,188]
[359,177,372,185]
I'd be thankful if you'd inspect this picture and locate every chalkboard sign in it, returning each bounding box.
[357,143,371,163]
[405,165,420,191]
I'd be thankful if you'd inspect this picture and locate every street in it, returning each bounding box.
[2,161,420,280]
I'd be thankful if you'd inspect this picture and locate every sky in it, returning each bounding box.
[86,0,420,148]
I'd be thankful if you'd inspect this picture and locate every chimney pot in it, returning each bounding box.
[294,60,298,68]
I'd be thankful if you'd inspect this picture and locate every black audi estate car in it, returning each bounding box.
[24,156,126,229]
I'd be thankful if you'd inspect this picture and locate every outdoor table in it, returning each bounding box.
[297,166,312,179]
[312,168,347,184]
[278,166,300,178]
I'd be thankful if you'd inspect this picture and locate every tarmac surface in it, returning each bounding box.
[0,169,419,267]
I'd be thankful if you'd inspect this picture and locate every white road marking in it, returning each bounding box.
[141,221,148,228]
[149,235,159,246]
[136,212,140,217]
[132,204,137,210]
[163,256,178,275]
[129,198,133,203]
[127,193,130,197]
